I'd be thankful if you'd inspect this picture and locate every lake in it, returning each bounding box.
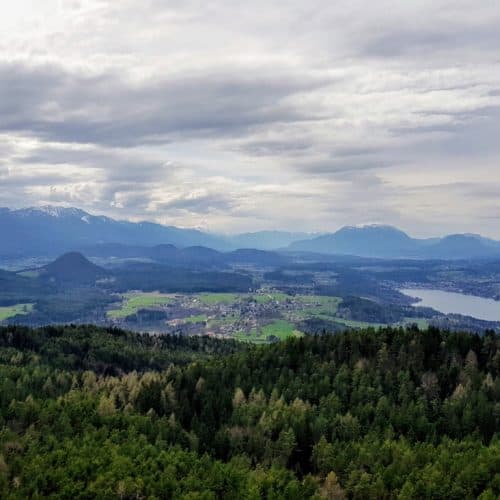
[401,288,500,322]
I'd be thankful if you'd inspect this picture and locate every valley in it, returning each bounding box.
[1,207,499,340]
[2,247,499,340]
[105,291,431,343]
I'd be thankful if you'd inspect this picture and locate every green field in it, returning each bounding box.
[207,312,241,329]
[234,320,303,343]
[197,293,241,305]
[183,314,208,324]
[330,317,428,330]
[198,292,292,305]
[288,296,341,322]
[401,317,429,329]
[262,320,303,340]
[297,295,342,315]
[0,303,34,321]
[233,331,269,344]
[107,293,175,319]
[331,318,386,329]
[253,293,291,304]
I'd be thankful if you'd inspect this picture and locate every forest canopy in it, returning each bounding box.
[0,324,498,499]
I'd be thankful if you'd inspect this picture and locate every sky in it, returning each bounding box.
[1,1,500,237]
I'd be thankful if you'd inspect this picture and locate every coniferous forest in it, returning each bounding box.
[0,325,498,499]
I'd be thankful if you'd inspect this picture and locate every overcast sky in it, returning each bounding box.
[1,1,500,237]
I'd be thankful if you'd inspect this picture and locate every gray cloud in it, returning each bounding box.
[1,1,500,237]
[0,61,332,147]
[19,146,171,184]
[236,139,313,157]
[391,106,500,157]
[363,26,500,58]
[156,193,237,213]
[294,157,397,178]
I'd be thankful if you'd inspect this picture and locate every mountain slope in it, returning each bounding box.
[3,206,500,261]
[85,243,288,267]
[40,252,108,284]
[225,248,289,266]
[227,231,311,250]
[289,225,417,257]
[289,225,500,259]
[0,206,230,258]
[422,234,500,259]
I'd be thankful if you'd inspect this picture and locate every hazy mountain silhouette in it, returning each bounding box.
[0,206,230,257]
[2,206,500,261]
[40,252,108,284]
[288,225,500,259]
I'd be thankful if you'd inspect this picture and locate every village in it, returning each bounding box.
[106,291,343,342]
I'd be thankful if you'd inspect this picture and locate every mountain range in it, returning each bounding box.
[288,225,500,259]
[1,206,500,261]
[0,206,229,257]
[85,243,289,268]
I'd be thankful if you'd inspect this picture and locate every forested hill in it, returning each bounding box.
[0,325,498,498]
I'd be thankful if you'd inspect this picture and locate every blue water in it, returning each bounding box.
[401,288,500,322]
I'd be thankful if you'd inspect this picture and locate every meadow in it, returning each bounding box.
[197,293,241,305]
[0,303,34,321]
[261,319,303,339]
[107,292,175,319]
[233,320,303,343]
[183,314,208,324]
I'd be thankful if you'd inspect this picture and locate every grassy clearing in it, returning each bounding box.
[197,293,241,305]
[0,303,34,321]
[328,317,427,330]
[233,329,269,344]
[107,293,175,319]
[197,292,291,306]
[297,295,342,315]
[207,312,240,329]
[183,314,208,324]
[261,320,303,340]
[253,293,290,304]
[233,321,302,344]
[332,318,386,329]
[401,317,429,329]
[293,296,388,329]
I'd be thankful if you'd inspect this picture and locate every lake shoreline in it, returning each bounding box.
[401,287,500,322]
